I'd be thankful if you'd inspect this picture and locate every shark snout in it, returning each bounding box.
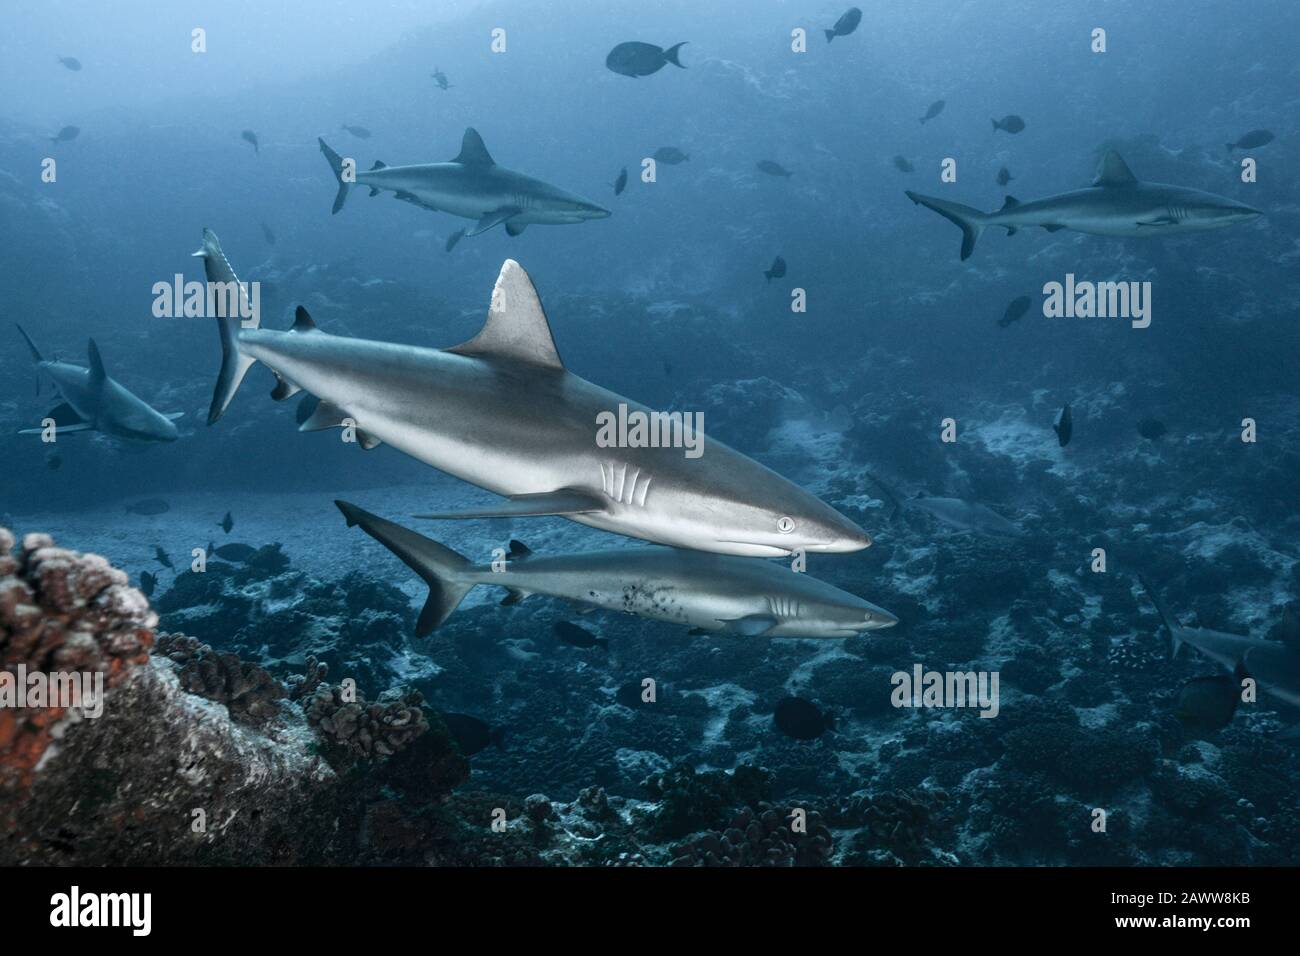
[805,513,873,554]
[862,606,899,630]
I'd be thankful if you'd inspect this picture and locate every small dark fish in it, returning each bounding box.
[445,229,465,253]
[57,57,82,71]
[46,450,63,471]
[1053,404,1072,447]
[241,129,259,154]
[1226,129,1273,151]
[653,146,689,165]
[260,221,276,245]
[824,7,863,42]
[764,256,787,282]
[613,167,628,195]
[213,543,257,563]
[219,511,234,534]
[997,295,1032,328]
[139,571,157,598]
[1173,674,1240,732]
[892,155,914,173]
[126,498,170,515]
[919,100,945,124]
[992,114,1026,134]
[554,620,609,650]
[773,696,834,740]
[440,713,505,756]
[1138,418,1167,440]
[996,166,1014,186]
[431,67,452,90]
[605,41,687,78]
[341,124,371,139]
[153,546,173,569]
[50,125,80,143]
[756,160,792,177]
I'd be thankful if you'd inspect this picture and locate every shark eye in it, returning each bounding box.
[777,516,796,534]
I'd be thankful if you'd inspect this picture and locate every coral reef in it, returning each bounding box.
[304,682,429,764]
[155,632,285,725]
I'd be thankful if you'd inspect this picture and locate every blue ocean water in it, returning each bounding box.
[1,0,1297,866]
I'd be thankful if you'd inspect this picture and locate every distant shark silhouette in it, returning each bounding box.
[906,150,1262,259]
[15,325,182,443]
[318,127,609,238]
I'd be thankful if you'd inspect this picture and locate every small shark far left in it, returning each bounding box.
[906,149,1262,260]
[319,127,610,238]
[15,325,182,442]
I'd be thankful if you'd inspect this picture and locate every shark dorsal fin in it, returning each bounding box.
[1001,196,1020,210]
[87,339,107,388]
[446,260,564,370]
[1093,150,1138,187]
[291,306,317,332]
[453,128,495,166]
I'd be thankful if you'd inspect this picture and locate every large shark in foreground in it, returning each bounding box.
[318,128,610,237]
[905,150,1262,260]
[15,325,182,442]
[194,229,871,557]
[336,501,897,637]
[1139,576,1300,715]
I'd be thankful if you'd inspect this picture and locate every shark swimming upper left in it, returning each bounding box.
[318,127,610,239]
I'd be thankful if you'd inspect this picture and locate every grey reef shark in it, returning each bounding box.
[336,500,898,638]
[15,325,182,442]
[906,150,1262,260]
[1140,576,1300,730]
[193,229,871,558]
[318,127,610,238]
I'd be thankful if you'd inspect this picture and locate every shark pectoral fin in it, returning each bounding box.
[20,422,94,435]
[505,221,528,237]
[164,412,185,421]
[718,614,779,637]
[270,374,301,401]
[1041,224,1065,232]
[299,400,349,432]
[414,488,605,521]
[500,588,530,606]
[466,206,522,237]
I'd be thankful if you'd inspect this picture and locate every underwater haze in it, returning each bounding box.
[1,0,1298,867]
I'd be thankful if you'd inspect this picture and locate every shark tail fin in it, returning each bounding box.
[663,42,687,67]
[904,190,988,260]
[335,500,476,636]
[318,138,351,214]
[15,324,43,362]
[1137,574,1183,658]
[192,228,259,425]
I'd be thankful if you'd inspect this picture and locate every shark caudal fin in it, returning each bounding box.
[192,228,259,425]
[904,191,988,260]
[318,138,351,214]
[1137,575,1184,658]
[335,500,476,636]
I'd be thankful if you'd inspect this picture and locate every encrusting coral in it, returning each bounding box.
[0,527,155,797]
[155,632,286,725]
